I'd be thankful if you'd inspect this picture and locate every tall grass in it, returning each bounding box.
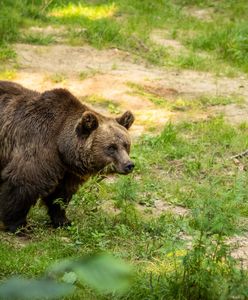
[0,0,247,71]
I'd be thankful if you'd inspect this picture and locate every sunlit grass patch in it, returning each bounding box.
[128,82,243,111]
[0,69,17,80]
[127,82,168,107]
[198,95,245,107]
[86,94,121,114]
[47,73,67,84]
[0,44,16,62]
[145,250,187,275]
[21,33,55,45]
[171,95,245,111]
[0,7,20,43]
[50,3,117,20]
[187,22,248,73]
[78,69,102,80]
[0,0,247,74]
[171,51,209,71]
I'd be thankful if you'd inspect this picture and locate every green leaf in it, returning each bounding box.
[75,254,131,293]
[62,272,77,285]
[0,277,74,300]
[49,253,132,294]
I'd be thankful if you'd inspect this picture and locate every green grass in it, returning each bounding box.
[86,94,121,114]
[0,0,247,74]
[172,0,248,72]
[1,117,248,299]
[128,82,244,111]
[78,69,102,80]
[21,33,55,45]
[47,72,67,83]
[0,45,16,61]
[0,1,248,298]
[0,69,17,80]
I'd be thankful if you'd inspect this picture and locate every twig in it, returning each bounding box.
[230,149,248,160]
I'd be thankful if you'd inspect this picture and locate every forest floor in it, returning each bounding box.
[0,1,248,299]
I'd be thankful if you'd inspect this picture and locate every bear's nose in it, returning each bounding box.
[124,162,135,173]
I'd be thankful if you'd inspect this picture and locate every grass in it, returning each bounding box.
[21,33,55,45]
[0,117,248,299]
[47,72,67,84]
[128,82,244,111]
[0,44,16,61]
[78,69,102,80]
[86,94,121,114]
[0,0,247,74]
[0,0,248,299]
[0,69,17,80]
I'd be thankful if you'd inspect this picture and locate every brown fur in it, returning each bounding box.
[0,81,134,232]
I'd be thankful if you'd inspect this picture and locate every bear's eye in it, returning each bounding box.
[123,142,130,152]
[107,144,118,154]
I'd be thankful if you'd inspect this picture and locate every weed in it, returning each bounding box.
[0,44,16,61]
[86,94,121,114]
[129,81,244,112]
[48,73,67,83]
[127,82,168,107]
[78,69,101,80]
[172,52,209,70]
[21,33,55,45]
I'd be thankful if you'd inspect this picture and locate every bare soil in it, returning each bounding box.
[183,7,215,21]
[12,43,248,136]
[229,234,248,268]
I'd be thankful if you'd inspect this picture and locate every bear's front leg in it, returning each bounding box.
[0,181,37,233]
[43,194,71,228]
[43,172,82,228]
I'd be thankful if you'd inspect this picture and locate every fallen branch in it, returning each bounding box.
[230,149,248,160]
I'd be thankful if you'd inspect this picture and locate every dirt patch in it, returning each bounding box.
[23,25,67,35]
[184,7,215,21]
[11,43,248,135]
[150,30,186,52]
[211,104,248,124]
[100,201,121,215]
[0,231,32,248]
[101,199,189,218]
[136,200,189,217]
[229,233,248,268]
[14,44,134,75]
[142,84,179,98]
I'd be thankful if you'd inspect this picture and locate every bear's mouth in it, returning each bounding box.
[111,163,134,175]
[99,163,116,175]
[100,163,134,175]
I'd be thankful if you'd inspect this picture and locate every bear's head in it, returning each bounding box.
[74,110,135,175]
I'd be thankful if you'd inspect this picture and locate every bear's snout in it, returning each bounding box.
[123,161,135,174]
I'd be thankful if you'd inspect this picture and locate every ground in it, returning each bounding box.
[7,40,248,135]
[0,1,248,299]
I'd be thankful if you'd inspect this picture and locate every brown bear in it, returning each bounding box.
[0,81,135,233]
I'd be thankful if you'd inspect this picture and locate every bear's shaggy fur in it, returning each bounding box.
[0,81,134,232]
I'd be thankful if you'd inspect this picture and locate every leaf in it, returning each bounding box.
[49,253,132,294]
[74,254,132,293]
[0,277,74,300]
[62,272,77,285]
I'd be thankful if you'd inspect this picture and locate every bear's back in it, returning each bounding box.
[0,83,86,165]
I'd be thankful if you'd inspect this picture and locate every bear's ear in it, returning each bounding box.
[76,111,99,138]
[116,111,134,130]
